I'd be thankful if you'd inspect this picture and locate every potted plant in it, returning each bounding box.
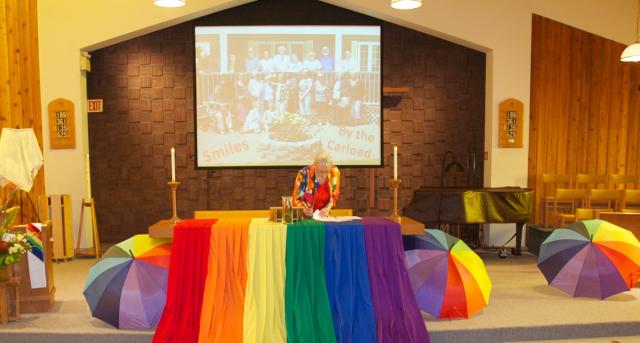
[0,191,33,281]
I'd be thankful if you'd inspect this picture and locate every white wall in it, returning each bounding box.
[38,0,637,247]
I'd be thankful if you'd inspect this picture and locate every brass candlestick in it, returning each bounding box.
[389,178,402,223]
[168,181,181,224]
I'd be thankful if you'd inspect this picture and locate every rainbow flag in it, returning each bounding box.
[26,223,45,288]
[153,217,429,343]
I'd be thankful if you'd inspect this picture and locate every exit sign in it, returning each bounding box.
[87,99,103,113]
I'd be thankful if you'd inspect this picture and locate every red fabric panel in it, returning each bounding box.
[152,219,217,343]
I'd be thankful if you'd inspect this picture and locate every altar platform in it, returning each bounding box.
[0,252,639,343]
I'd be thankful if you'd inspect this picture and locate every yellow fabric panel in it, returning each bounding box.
[450,241,492,304]
[243,218,287,343]
[593,221,640,248]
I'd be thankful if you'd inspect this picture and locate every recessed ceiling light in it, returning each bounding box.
[154,0,185,8]
[391,0,422,10]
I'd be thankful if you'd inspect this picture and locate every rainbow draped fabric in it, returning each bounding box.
[153,217,429,343]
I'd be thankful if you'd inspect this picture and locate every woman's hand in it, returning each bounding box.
[319,207,330,218]
[319,201,332,217]
[302,203,313,217]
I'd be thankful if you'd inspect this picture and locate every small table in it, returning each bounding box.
[148,219,177,239]
[0,277,20,324]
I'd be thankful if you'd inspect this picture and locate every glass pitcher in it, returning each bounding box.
[282,196,293,224]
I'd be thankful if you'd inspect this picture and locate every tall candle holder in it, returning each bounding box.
[168,181,181,224]
[389,178,402,223]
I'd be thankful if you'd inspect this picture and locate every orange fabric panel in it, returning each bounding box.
[198,218,250,343]
[440,255,467,319]
[451,257,486,318]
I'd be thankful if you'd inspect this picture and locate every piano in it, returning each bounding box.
[403,187,534,255]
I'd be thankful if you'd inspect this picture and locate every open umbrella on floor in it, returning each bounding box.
[404,230,492,319]
[538,219,640,299]
[83,234,172,329]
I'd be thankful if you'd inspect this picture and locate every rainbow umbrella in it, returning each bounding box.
[83,234,172,329]
[404,230,492,319]
[538,219,640,299]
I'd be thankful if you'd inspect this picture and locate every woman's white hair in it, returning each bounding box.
[314,150,333,167]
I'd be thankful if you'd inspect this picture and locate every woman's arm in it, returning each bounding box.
[330,166,340,206]
[292,169,306,207]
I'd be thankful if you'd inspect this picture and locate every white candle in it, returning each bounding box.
[393,145,398,180]
[171,147,176,182]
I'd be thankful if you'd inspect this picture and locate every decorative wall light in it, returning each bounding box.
[621,0,640,62]
[154,0,185,8]
[391,0,422,10]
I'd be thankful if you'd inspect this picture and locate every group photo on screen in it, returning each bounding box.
[194,26,381,168]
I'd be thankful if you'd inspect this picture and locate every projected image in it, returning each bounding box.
[195,26,381,168]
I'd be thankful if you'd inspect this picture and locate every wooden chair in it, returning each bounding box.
[574,208,596,221]
[575,174,607,190]
[575,174,606,210]
[552,188,587,227]
[541,174,572,228]
[588,189,622,213]
[609,174,639,190]
[622,190,640,211]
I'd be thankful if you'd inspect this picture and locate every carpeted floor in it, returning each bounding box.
[0,252,638,342]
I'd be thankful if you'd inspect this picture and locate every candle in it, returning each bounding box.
[171,147,176,182]
[393,145,398,180]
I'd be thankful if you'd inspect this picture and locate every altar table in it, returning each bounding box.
[152,217,429,343]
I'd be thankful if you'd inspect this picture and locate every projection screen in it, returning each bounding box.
[195,25,381,168]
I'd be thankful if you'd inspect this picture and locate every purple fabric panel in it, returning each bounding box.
[593,245,629,298]
[362,217,430,343]
[122,260,168,329]
[573,245,603,298]
[551,245,588,295]
[411,252,448,318]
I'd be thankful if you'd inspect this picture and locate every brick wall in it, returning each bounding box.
[87,6,484,243]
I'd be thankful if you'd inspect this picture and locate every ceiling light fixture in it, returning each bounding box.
[154,0,185,8]
[621,0,640,62]
[391,0,422,10]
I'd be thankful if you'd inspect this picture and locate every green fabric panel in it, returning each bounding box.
[83,258,130,300]
[564,221,590,239]
[426,229,450,249]
[545,228,591,243]
[450,239,472,254]
[114,236,135,255]
[581,219,604,238]
[284,219,336,343]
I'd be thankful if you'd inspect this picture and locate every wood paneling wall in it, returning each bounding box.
[0,0,45,223]
[529,15,640,223]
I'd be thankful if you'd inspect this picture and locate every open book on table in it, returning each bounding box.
[312,210,361,222]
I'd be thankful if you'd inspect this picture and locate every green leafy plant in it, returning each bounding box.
[269,112,311,142]
[0,203,33,266]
